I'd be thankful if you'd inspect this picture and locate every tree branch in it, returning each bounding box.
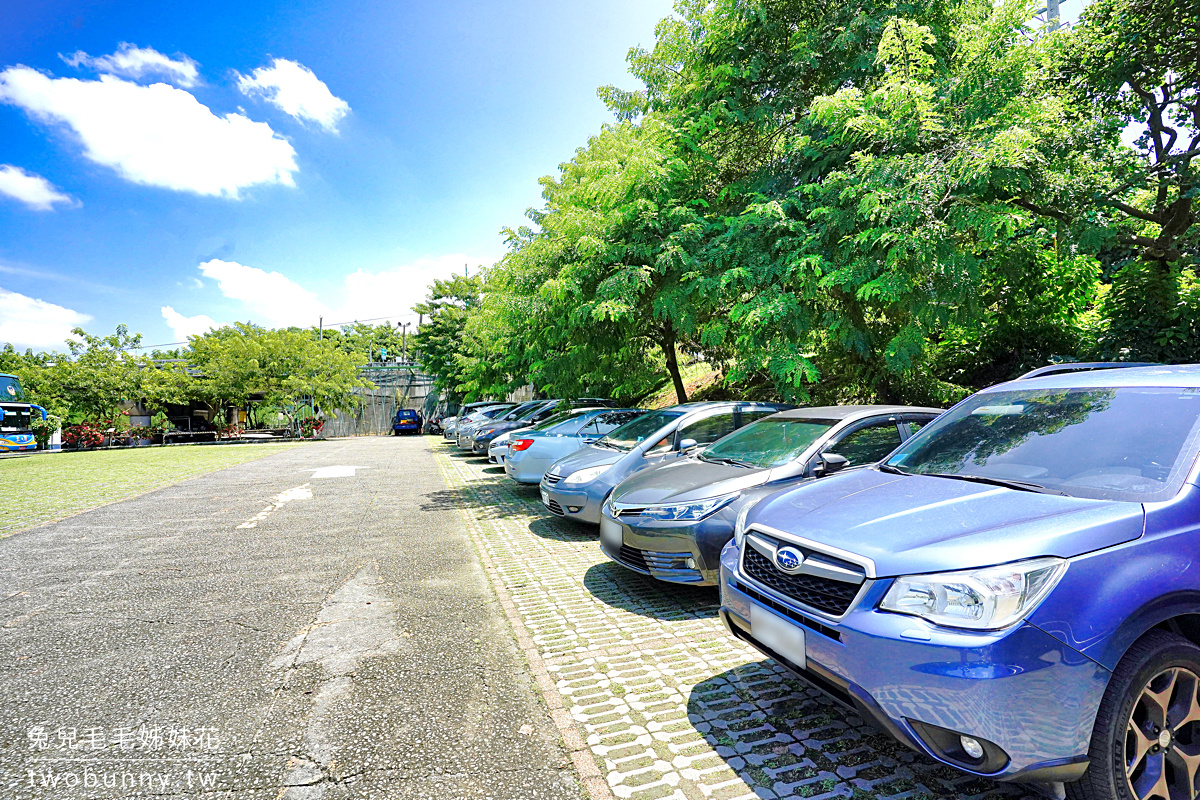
[1108,199,1162,224]
[1008,197,1070,222]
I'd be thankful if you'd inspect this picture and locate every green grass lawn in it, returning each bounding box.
[0,443,305,538]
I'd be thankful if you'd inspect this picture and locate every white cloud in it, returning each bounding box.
[189,254,487,334]
[237,59,349,132]
[334,254,485,323]
[63,43,200,88]
[198,258,326,327]
[0,287,91,349]
[0,165,73,210]
[0,66,298,198]
[161,306,218,340]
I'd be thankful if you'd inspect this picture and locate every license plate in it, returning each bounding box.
[600,516,623,551]
[540,489,550,506]
[751,604,806,670]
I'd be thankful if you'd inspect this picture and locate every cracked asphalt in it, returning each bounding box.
[0,437,583,800]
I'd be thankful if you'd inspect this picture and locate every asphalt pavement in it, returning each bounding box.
[0,437,583,799]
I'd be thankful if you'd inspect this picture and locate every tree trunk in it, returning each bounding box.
[661,328,688,404]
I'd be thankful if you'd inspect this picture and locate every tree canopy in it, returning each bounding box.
[417,0,1199,406]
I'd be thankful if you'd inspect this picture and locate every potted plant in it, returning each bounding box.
[127,425,155,446]
[299,418,324,439]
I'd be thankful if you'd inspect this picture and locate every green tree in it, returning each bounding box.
[413,274,483,402]
[58,326,149,423]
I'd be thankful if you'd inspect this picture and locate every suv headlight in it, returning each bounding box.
[639,493,738,522]
[880,557,1067,631]
[732,501,754,548]
[563,465,611,485]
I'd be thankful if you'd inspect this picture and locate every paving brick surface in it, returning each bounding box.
[433,443,1043,800]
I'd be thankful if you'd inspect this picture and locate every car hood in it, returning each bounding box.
[747,468,1146,577]
[613,458,769,505]
[547,444,624,477]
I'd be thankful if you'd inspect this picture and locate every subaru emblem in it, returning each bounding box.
[775,546,804,574]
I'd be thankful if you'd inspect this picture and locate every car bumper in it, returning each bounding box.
[505,452,556,484]
[598,510,732,585]
[718,542,1109,782]
[538,479,608,524]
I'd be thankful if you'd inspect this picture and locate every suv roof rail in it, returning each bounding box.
[1017,362,1160,380]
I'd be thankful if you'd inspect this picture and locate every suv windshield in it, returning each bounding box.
[598,410,683,451]
[700,418,837,469]
[886,386,1200,502]
[0,375,24,401]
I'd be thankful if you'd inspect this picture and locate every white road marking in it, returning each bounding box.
[236,484,313,529]
[308,465,368,479]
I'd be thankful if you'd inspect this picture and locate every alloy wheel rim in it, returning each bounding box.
[1125,666,1200,799]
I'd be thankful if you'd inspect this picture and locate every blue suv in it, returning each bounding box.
[719,365,1200,800]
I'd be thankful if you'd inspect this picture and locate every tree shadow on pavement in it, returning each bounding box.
[686,664,1040,800]
[583,561,719,620]
[421,487,525,520]
[527,515,595,544]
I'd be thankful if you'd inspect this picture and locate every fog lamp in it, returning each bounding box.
[960,736,984,760]
[685,557,697,569]
[567,506,582,513]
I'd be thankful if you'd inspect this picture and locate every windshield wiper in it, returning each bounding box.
[593,440,624,451]
[701,455,755,468]
[921,472,1070,496]
[877,463,910,475]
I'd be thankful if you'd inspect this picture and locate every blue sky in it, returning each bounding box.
[0,0,1089,352]
[0,0,675,350]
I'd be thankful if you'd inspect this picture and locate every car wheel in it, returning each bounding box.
[1068,629,1200,800]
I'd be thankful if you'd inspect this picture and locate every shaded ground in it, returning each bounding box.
[436,441,1042,800]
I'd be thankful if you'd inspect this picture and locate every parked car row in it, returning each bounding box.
[455,364,1200,800]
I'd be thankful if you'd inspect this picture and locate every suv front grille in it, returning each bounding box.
[545,498,565,516]
[543,474,562,486]
[742,546,861,616]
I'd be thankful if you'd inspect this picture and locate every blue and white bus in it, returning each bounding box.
[0,373,47,451]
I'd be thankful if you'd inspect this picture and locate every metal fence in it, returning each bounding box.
[322,366,439,437]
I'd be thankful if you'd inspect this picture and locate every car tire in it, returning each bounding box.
[1067,629,1200,800]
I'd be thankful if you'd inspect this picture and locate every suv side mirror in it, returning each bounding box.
[815,453,850,477]
[678,438,699,452]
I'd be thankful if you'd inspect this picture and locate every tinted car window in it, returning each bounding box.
[585,410,642,436]
[533,408,593,431]
[701,418,837,468]
[678,412,737,447]
[825,422,902,465]
[740,409,777,425]
[599,410,683,451]
[887,387,1200,502]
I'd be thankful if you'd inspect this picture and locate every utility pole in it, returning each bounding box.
[1047,0,1060,30]
[318,315,323,340]
[399,321,412,363]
